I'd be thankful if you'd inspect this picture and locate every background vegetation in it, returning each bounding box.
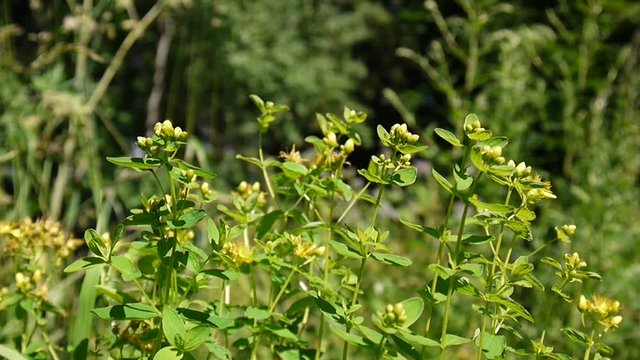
[1,0,638,358]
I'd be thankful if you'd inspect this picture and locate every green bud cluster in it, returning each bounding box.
[136,120,189,153]
[480,145,506,165]
[463,115,485,134]
[565,252,588,275]
[506,160,533,178]
[382,302,408,327]
[390,123,420,144]
[555,224,576,242]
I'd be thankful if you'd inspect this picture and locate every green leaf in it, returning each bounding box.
[111,224,124,250]
[358,169,388,185]
[0,344,29,360]
[310,291,344,321]
[479,334,506,359]
[281,162,309,178]
[453,170,473,191]
[432,169,453,193]
[389,166,417,187]
[110,255,141,281]
[540,257,563,271]
[463,114,479,130]
[329,240,362,259]
[376,125,391,146]
[201,269,240,281]
[153,346,182,360]
[594,342,614,355]
[486,295,533,323]
[371,252,412,266]
[85,229,107,259]
[442,334,472,347]
[172,159,216,179]
[183,326,210,352]
[470,146,489,172]
[459,263,483,277]
[435,128,463,147]
[163,307,186,348]
[469,195,513,214]
[92,303,159,320]
[428,264,456,279]
[245,306,270,320]
[483,136,508,148]
[397,329,439,347]
[400,297,423,328]
[207,217,220,247]
[256,211,283,239]
[107,156,162,171]
[515,208,537,221]
[561,328,589,345]
[397,144,428,154]
[356,324,384,344]
[461,234,493,245]
[265,326,298,341]
[489,165,515,177]
[168,209,206,229]
[64,257,105,273]
[467,130,492,141]
[205,342,231,360]
[249,94,265,112]
[330,324,367,346]
[400,218,440,239]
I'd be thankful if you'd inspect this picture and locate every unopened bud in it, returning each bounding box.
[343,139,355,154]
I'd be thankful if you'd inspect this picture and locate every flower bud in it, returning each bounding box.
[323,132,338,147]
[343,139,355,154]
[578,295,589,312]
[252,182,261,192]
[201,182,210,194]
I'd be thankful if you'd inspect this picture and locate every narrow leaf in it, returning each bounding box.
[435,128,463,147]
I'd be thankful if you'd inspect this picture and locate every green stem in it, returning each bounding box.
[337,182,371,224]
[258,132,279,208]
[376,336,387,359]
[439,201,471,359]
[269,267,297,313]
[316,189,336,359]
[477,188,513,360]
[342,184,385,360]
[439,170,481,359]
[583,329,595,360]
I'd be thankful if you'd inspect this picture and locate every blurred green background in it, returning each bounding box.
[1,0,639,358]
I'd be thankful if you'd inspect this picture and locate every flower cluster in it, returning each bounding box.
[389,123,420,145]
[222,242,254,267]
[480,145,506,165]
[463,114,486,134]
[313,132,356,168]
[234,181,267,207]
[506,160,533,178]
[288,234,326,260]
[279,145,305,164]
[0,218,81,301]
[555,224,576,242]
[381,302,408,327]
[136,120,189,153]
[578,294,623,331]
[0,218,82,263]
[564,252,587,277]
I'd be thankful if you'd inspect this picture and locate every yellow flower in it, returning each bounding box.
[223,242,253,266]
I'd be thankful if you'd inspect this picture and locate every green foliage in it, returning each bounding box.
[1,100,622,359]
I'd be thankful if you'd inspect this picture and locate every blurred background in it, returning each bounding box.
[1,0,639,357]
